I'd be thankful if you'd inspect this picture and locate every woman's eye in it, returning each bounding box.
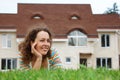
[40,40,44,42]
[39,39,51,43]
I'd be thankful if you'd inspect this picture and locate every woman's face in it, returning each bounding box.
[34,31,51,55]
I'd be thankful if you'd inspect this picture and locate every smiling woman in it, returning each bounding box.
[18,25,62,70]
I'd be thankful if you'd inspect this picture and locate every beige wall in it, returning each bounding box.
[0,32,19,70]
[0,29,120,70]
[94,31,119,69]
[52,30,120,70]
[52,38,96,69]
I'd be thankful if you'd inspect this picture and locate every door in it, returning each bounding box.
[80,58,87,67]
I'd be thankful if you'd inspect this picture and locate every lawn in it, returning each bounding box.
[0,66,120,80]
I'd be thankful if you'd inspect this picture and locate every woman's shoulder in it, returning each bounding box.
[51,49,58,57]
[19,54,32,70]
[49,48,62,69]
[49,48,60,60]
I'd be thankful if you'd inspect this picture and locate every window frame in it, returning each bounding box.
[2,34,12,48]
[1,58,17,71]
[68,30,87,46]
[70,15,80,20]
[96,58,112,68]
[101,34,110,47]
[32,14,44,20]
[65,57,71,64]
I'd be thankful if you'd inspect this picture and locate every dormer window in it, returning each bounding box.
[71,15,80,20]
[32,14,43,20]
[33,16,41,19]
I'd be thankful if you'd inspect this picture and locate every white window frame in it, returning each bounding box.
[71,16,79,20]
[2,34,12,48]
[33,16,41,19]
[1,58,17,71]
[65,57,71,64]
[101,34,110,47]
[68,30,87,46]
[96,58,112,68]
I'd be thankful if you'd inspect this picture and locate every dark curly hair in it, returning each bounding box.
[19,26,52,67]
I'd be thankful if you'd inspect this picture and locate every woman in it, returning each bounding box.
[19,26,62,70]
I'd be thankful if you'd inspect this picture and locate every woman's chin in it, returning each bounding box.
[41,52,48,55]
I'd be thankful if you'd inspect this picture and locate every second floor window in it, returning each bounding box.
[101,34,110,47]
[2,34,12,48]
[68,30,87,46]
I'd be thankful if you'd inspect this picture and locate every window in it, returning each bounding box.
[71,16,79,20]
[33,16,41,19]
[1,58,17,70]
[71,15,80,20]
[2,34,12,48]
[68,30,87,46]
[96,58,111,68]
[32,14,43,20]
[101,34,110,47]
[66,57,71,63]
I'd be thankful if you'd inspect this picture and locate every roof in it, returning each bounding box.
[0,3,120,38]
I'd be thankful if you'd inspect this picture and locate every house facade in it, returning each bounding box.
[0,3,120,71]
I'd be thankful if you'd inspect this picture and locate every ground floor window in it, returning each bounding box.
[1,58,17,70]
[96,58,111,68]
[66,57,71,63]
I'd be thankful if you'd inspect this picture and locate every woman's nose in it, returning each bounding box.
[44,40,49,45]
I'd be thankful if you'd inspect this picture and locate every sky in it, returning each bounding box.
[0,0,120,14]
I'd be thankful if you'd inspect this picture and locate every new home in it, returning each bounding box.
[0,3,120,71]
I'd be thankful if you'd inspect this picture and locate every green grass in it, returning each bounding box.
[0,67,120,80]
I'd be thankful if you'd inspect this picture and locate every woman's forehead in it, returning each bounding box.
[36,31,50,39]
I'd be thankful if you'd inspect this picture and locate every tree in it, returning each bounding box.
[104,3,119,14]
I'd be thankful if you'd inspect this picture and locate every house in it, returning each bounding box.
[0,3,120,71]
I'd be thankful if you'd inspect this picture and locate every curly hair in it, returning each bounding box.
[18,26,52,66]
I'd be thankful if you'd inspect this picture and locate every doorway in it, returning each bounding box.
[80,58,87,67]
